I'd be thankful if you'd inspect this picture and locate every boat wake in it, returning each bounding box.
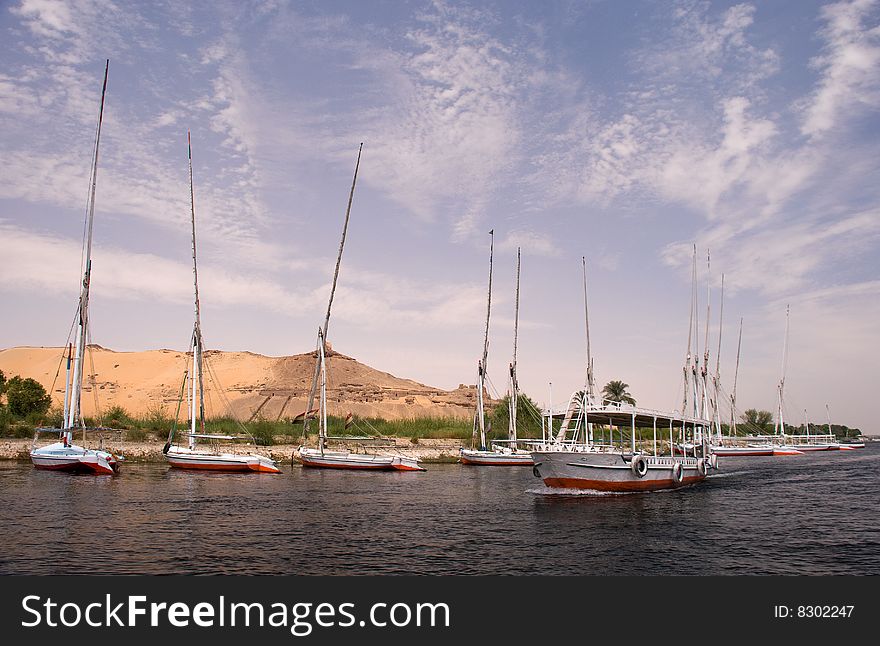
[706,470,753,479]
[527,485,647,497]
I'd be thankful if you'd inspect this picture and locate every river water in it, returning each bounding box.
[1,445,878,575]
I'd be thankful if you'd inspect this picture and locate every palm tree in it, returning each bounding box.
[602,380,636,405]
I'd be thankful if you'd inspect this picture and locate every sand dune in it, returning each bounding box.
[0,346,482,422]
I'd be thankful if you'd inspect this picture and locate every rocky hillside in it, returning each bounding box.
[0,346,484,422]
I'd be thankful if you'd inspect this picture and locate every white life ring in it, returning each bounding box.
[696,458,707,476]
[671,461,684,484]
[631,455,648,478]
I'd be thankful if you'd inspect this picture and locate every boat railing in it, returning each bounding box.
[31,425,125,456]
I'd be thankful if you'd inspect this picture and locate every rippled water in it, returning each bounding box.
[1,445,878,575]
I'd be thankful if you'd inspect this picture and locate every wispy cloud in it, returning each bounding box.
[800,0,880,138]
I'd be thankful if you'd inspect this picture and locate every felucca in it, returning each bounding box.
[30,60,121,476]
[294,144,424,472]
[460,242,533,465]
[162,133,280,474]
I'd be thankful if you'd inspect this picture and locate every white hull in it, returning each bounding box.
[779,444,835,452]
[532,450,707,492]
[164,446,280,473]
[31,442,120,475]
[459,447,533,466]
[297,447,425,471]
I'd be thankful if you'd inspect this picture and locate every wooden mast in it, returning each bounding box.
[730,317,743,436]
[187,131,206,449]
[775,305,790,436]
[713,273,724,442]
[66,59,109,441]
[302,144,363,447]
[508,248,521,448]
[475,230,494,450]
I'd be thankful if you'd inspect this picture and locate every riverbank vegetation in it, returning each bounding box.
[0,369,863,443]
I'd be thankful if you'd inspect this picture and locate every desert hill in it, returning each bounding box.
[0,346,483,422]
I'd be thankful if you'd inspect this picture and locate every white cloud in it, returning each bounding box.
[800,0,880,138]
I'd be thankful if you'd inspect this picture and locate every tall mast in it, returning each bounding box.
[318,328,327,455]
[713,273,724,441]
[476,230,494,450]
[187,131,206,448]
[775,305,790,435]
[303,144,363,440]
[508,248,521,446]
[583,257,595,400]
[701,250,711,425]
[730,317,743,435]
[66,59,109,439]
[682,245,696,416]
[825,403,832,435]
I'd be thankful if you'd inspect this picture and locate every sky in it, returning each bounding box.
[0,0,878,432]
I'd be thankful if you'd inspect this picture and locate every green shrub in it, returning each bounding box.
[5,376,51,417]
[124,427,148,441]
[101,405,133,429]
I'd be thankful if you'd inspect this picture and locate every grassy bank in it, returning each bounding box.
[0,404,481,446]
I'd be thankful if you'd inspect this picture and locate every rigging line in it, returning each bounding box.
[732,317,743,405]
[166,369,189,449]
[202,352,243,429]
[484,373,502,401]
[48,311,82,410]
[85,332,102,429]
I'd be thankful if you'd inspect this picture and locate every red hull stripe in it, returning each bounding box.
[460,458,533,466]
[33,462,116,475]
[299,460,390,470]
[543,474,705,492]
[167,461,279,473]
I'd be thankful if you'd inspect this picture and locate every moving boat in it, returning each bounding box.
[162,133,279,474]
[30,60,121,476]
[531,254,716,492]
[532,402,715,491]
[293,144,424,472]
[460,242,533,466]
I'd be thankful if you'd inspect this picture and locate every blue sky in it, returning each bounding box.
[1,0,878,432]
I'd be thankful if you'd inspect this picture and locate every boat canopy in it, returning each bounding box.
[573,403,711,429]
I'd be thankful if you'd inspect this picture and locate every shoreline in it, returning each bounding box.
[0,437,466,464]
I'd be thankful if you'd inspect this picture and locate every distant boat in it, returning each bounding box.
[768,308,845,454]
[30,60,121,476]
[162,133,279,474]
[294,144,424,472]
[460,242,533,466]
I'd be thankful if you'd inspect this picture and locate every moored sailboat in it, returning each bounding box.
[767,306,845,454]
[293,144,424,472]
[162,133,279,474]
[460,242,533,466]
[30,60,121,476]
